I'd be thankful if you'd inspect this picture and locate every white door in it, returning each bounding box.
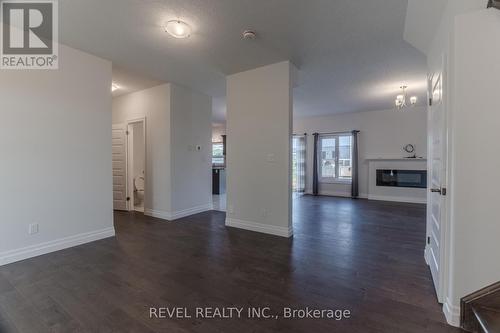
[426,59,448,303]
[112,124,128,211]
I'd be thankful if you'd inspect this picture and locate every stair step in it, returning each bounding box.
[473,306,500,333]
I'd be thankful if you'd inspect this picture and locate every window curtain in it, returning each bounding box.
[312,133,320,196]
[351,130,360,199]
[293,135,306,193]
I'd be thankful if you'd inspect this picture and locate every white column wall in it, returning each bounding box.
[226,61,293,237]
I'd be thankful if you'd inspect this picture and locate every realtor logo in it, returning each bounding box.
[1,0,58,69]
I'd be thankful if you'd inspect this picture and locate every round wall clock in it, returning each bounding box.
[403,144,415,154]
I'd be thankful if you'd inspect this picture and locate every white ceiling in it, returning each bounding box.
[404,0,448,54]
[60,0,427,122]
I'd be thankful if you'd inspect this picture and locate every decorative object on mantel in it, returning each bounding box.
[395,86,417,110]
[403,144,417,159]
[488,0,500,10]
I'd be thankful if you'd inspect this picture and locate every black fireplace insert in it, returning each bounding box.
[376,169,427,189]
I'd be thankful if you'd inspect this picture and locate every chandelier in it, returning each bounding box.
[395,86,417,110]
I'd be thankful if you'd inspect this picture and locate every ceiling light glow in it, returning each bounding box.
[394,86,418,110]
[165,20,191,39]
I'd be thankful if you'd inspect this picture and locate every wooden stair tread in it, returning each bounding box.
[473,306,500,333]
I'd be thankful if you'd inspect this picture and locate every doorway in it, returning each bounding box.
[212,128,226,212]
[127,119,146,213]
[111,119,146,212]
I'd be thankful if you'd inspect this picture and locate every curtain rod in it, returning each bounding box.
[312,130,360,136]
[293,130,360,136]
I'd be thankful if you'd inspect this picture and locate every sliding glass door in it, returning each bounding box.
[292,135,306,193]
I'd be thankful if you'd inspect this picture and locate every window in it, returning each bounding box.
[319,134,352,182]
[292,135,306,192]
[212,142,225,165]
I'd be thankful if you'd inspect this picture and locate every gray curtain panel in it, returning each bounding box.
[351,130,360,198]
[312,133,319,196]
[292,135,306,193]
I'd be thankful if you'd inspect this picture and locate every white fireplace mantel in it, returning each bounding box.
[365,156,427,162]
[366,158,428,204]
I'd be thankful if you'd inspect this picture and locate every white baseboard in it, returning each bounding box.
[303,191,368,199]
[225,218,293,238]
[367,194,427,204]
[318,190,352,198]
[0,227,116,266]
[424,246,430,266]
[144,203,212,221]
[443,297,460,327]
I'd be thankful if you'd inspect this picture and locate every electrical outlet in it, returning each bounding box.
[228,205,235,214]
[260,208,268,218]
[28,223,39,235]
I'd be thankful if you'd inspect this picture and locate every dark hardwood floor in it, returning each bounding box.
[0,196,462,332]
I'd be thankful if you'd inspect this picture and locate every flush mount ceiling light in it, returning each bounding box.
[164,20,191,39]
[242,30,257,40]
[111,83,119,92]
[395,86,417,110]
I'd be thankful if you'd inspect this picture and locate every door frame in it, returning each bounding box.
[126,117,147,212]
[425,53,450,304]
[112,123,129,211]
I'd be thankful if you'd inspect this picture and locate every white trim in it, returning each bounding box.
[303,191,369,199]
[319,179,352,185]
[171,204,213,220]
[144,208,172,220]
[365,156,428,161]
[443,297,460,327]
[144,204,212,221]
[317,190,352,198]
[368,194,427,204]
[225,218,293,238]
[0,227,116,266]
[308,191,424,203]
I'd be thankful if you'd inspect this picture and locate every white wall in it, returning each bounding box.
[212,123,226,143]
[131,122,145,180]
[170,84,212,214]
[449,7,500,324]
[420,0,497,326]
[226,61,293,237]
[112,83,212,220]
[0,45,115,265]
[113,84,172,213]
[294,108,428,197]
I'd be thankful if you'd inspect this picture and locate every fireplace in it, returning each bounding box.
[376,169,427,189]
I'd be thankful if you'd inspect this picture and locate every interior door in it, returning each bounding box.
[427,60,448,303]
[112,124,128,211]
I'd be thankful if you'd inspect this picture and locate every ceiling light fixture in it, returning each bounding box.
[242,30,256,40]
[111,83,119,92]
[164,20,191,39]
[395,86,417,110]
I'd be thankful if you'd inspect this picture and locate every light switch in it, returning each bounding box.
[266,153,276,163]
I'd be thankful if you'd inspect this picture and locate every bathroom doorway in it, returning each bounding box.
[127,119,146,213]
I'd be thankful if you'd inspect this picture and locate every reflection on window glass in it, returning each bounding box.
[321,138,336,178]
[212,143,224,165]
[319,135,352,181]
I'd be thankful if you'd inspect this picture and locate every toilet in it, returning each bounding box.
[133,175,145,207]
